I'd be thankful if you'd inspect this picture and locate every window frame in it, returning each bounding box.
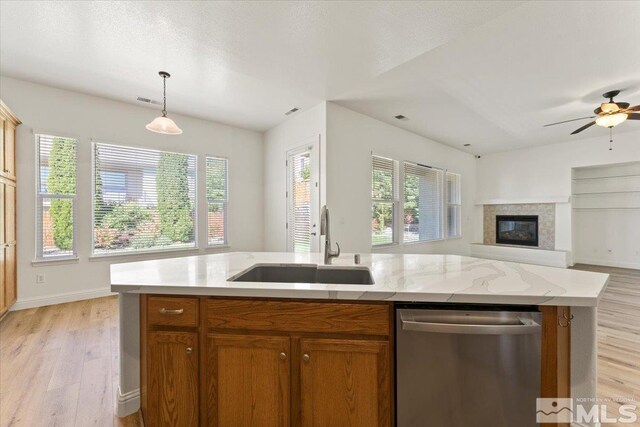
[371,155,463,249]
[445,171,462,239]
[205,155,229,247]
[90,141,199,258]
[35,133,78,261]
[371,154,400,247]
[401,161,445,244]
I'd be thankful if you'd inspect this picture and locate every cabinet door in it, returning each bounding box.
[0,181,5,244]
[300,338,391,427]
[2,120,16,180]
[0,245,5,314]
[4,244,16,308]
[207,334,290,426]
[0,116,5,180]
[4,182,15,243]
[148,331,199,427]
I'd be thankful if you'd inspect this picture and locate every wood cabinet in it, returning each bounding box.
[206,334,291,426]
[147,331,199,427]
[0,100,20,318]
[299,338,390,427]
[140,296,393,427]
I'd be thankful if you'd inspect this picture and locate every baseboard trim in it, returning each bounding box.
[115,386,141,417]
[573,258,640,270]
[10,287,116,311]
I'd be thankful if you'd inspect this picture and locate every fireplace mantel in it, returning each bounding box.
[474,196,570,206]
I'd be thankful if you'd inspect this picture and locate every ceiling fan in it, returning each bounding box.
[544,90,640,134]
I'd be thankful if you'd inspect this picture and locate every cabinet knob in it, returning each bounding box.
[186,347,193,354]
[279,352,287,360]
[302,353,310,362]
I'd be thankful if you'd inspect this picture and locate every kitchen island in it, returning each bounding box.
[111,252,609,426]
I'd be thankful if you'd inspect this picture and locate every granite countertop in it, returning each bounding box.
[110,252,609,306]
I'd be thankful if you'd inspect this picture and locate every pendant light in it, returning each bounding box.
[146,71,183,135]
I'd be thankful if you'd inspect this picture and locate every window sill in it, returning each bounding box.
[371,243,399,251]
[204,245,230,252]
[402,238,446,245]
[89,247,200,262]
[31,257,80,266]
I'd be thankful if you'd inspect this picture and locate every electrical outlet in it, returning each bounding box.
[36,273,46,284]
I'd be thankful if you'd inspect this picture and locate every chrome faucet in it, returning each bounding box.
[320,205,340,264]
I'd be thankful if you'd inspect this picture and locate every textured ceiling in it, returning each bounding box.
[2,1,638,153]
[0,0,518,134]
[336,1,640,153]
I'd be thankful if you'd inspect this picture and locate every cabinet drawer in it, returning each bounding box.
[148,296,199,327]
[206,299,390,336]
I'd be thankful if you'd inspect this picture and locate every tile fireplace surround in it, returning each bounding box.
[483,203,555,250]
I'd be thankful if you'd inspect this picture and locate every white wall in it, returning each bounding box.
[325,102,477,255]
[476,129,640,259]
[0,76,264,308]
[263,102,327,251]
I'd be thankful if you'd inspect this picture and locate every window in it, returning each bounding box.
[36,134,77,259]
[371,155,397,246]
[206,156,228,246]
[446,172,462,238]
[287,148,313,252]
[92,143,197,255]
[403,162,444,243]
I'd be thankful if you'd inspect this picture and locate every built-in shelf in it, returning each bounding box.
[474,197,570,206]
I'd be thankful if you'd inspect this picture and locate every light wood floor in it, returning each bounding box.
[1,266,638,426]
[572,264,640,426]
[0,296,141,427]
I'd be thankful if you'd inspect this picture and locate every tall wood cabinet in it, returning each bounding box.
[1,100,20,317]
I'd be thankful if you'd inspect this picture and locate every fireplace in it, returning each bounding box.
[496,215,539,247]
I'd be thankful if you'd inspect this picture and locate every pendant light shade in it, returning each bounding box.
[146,71,182,135]
[146,116,183,134]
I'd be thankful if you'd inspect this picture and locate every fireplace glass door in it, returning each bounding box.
[496,215,539,247]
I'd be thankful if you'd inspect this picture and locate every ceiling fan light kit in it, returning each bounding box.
[146,71,183,135]
[544,89,639,137]
[595,113,628,128]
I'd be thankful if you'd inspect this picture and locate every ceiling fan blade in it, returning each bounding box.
[543,116,596,127]
[616,102,630,109]
[571,121,596,135]
[627,105,640,112]
[627,113,640,120]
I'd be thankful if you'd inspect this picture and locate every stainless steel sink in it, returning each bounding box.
[228,263,374,285]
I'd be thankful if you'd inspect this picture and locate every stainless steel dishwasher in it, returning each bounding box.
[396,305,542,427]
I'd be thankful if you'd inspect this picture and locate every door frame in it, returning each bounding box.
[285,136,320,252]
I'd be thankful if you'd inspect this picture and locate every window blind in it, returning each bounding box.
[287,150,312,252]
[372,155,396,246]
[446,172,462,238]
[403,162,443,243]
[93,143,197,255]
[36,134,77,259]
[206,156,228,246]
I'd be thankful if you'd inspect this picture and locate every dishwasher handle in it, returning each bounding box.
[400,314,541,335]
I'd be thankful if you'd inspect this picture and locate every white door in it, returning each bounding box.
[286,138,320,252]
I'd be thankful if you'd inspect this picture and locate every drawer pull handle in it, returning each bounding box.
[279,352,287,360]
[186,347,193,354]
[302,354,310,362]
[159,308,184,315]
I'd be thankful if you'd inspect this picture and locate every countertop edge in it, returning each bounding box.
[110,284,601,307]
